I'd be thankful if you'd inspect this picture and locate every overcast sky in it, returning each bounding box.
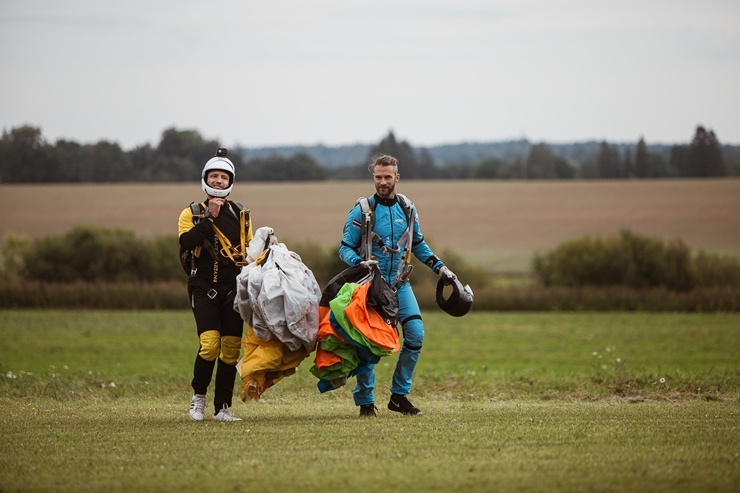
[1,0,739,150]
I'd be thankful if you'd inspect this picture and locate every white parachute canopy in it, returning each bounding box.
[234,227,321,352]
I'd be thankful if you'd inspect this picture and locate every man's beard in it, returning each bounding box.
[376,183,395,198]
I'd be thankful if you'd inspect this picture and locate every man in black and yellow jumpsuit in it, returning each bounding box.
[178,148,253,422]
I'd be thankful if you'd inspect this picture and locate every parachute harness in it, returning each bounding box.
[357,194,416,290]
[195,202,250,269]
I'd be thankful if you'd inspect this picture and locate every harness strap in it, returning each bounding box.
[188,203,216,276]
[371,231,401,254]
[358,197,374,261]
[190,203,219,260]
[393,193,416,286]
[190,201,250,271]
[356,194,417,288]
[214,202,250,267]
[240,207,249,264]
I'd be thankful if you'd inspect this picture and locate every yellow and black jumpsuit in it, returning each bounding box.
[178,199,252,414]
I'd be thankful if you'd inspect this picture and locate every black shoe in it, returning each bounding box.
[387,394,422,415]
[359,404,377,417]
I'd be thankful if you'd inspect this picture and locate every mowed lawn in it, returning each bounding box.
[0,310,738,493]
[1,179,739,271]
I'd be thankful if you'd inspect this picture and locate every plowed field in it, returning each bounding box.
[2,179,738,271]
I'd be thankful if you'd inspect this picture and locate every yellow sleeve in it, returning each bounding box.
[178,204,202,236]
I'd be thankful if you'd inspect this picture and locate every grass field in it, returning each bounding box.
[1,179,739,271]
[1,310,738,492]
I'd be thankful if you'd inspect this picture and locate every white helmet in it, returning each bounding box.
[201,148,235,198]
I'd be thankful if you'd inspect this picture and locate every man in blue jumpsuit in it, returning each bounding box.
[339,154,457,417]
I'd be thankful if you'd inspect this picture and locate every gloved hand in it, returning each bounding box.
[360,259,378,270]
[438,265,457,280]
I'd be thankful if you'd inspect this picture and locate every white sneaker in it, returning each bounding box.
[213,404,242,422]
[189,394,206,421]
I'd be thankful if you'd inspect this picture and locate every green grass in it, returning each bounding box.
[1,310,739,492]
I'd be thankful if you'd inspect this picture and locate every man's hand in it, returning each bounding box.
[438,265,457,280]
[207,198,225,218]
[360,259,378,269]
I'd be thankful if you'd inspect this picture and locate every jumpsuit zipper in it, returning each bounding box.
[386,203,396,282]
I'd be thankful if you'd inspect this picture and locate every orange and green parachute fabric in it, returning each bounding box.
[344,282,400,355]
[310,263,399,392]
[331,282,399,357]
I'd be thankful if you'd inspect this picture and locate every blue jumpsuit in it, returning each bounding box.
[339,193,444,406]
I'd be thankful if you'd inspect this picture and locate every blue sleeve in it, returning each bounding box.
[338,204,364,267]
[410,208,444,273]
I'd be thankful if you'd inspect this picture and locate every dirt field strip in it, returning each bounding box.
[2,179,738,271]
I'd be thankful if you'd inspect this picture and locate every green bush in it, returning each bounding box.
[3,226,738,313]
[692,251,740,287]
[0,233,31,276]
[142,234,183,281]
[4,226,183,283]
[533,229,738,291]
[532,235,625,287]
[43,226,148,282]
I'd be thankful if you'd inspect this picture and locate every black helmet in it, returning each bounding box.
[436,277,474,317]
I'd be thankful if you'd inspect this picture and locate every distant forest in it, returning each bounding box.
[0,124,737,183]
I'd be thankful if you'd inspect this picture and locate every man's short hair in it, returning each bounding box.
[368,154,399,173]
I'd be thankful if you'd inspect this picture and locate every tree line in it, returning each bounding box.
[0,124,736,183]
